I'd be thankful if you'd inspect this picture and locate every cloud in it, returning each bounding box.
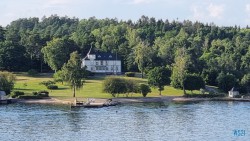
[129,0,155,5]
[43,0,69,8]
[246,4,250,15]
[244,4,250,25]
[190,5,205,21]
[190,3,225,22]
[207,3,224,19]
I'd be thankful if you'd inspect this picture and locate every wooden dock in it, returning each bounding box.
[71,98,119,108]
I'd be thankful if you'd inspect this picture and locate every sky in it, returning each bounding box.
[1,0,250,27]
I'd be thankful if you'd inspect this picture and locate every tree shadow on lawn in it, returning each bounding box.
[56,87,68,90]
[87,76,105,81]
[14,88,37,91]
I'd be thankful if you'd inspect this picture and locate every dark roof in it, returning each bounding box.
[230,87,239,91]
[84,52,120,61]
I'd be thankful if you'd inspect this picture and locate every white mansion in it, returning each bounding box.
[82,52,121,74]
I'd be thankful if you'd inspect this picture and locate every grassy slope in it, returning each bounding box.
[14,73,196,99]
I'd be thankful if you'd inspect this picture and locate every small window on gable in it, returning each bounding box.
[109,55,112,58]
[98,55,101,58]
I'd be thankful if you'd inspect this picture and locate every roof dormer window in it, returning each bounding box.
[98,55,101,58]
[109,55,112,58]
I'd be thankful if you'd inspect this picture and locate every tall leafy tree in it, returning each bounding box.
[61,51,87,97]
[148,66,171,95]
[241,74,250,94]
[216,72,237,93]
[183,74,205,93]
[41,38,78,71]
[171,48,190,94]
[0,41,27,71]
[135,41,154,78]
[0,26,5,42]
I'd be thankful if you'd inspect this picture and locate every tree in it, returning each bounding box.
[241,74,250,94]
[0,26,5,42]
[171,48,190,94]
[216,72,237,93]
[53,70,64,84]
[41,38,78,72]
[0,41,27,71]
[148,66,171,95]
[184,74,205,93]
[135,41,154,78]
[61,51,87,97]
[139,84,151,97]
[0,71,16,94]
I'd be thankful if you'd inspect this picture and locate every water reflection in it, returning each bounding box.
[67,109,84,132]
[1,101,250,141]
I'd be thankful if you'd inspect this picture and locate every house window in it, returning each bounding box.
[109,55,112,58]
[111,66,114,71]
[106,67,108,70]
[91,67,93,71]
[96,62,99,65]
[101,61,103,65]
[106,61,108,65]
[116,66,118,71]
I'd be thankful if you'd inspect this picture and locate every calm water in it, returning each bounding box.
[0,101,250,141]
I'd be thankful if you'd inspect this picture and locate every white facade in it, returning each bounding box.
[82,53,121,74]
[228,91,239,98]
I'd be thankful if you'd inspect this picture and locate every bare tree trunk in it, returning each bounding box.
[73,86,76,97]
[183,81,186,95]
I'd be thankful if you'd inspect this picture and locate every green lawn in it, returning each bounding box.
[14,73,195,100]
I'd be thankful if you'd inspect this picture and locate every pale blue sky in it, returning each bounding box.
[1,0,250,27]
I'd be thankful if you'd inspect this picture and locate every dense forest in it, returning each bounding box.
[0,15,249,92]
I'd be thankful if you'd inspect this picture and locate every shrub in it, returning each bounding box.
[10,91,25,98]
[103,77,139,97]
[0,71,16,94]
[47,85,58,90]
[27,69,38,76]
[139,84,151,97]
[32,91,38,95]
[38,90,49,97]
[39,80,55,87]
[103,77,127,97]
[125,72,135,77]
[32,91,49,97]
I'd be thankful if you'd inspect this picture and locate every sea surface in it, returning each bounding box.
[0,101,249,141]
